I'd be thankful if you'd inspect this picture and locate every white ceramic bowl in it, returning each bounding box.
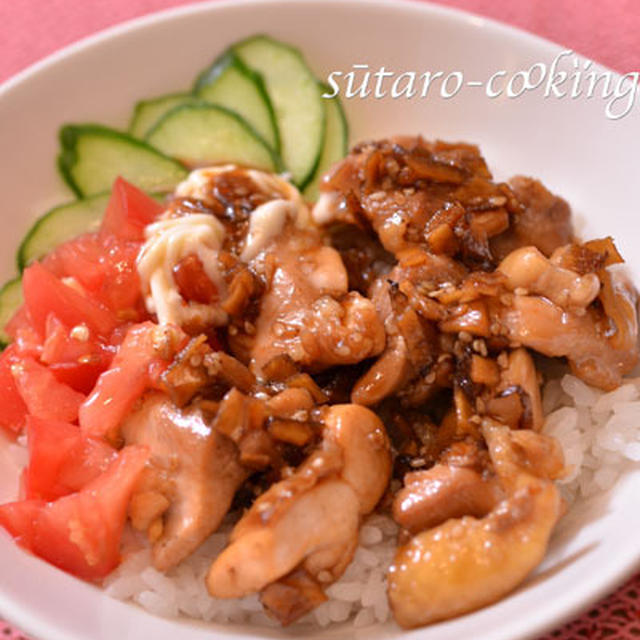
[1,1,639,639]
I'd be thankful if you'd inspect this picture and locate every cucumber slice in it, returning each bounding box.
[194,51,279,152]
[303,88,349,202]
[58,124,188,197]
[129,93,197,139]
[17,193,110,271]
[146,103,281,172]
[233,35,325,188]
[0,278,23,348]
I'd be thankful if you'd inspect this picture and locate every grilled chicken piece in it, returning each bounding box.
[501,294,637,390]
[498,246,600,310]
[352,250,460,406]
[389,475,562,628]
[121,392,247,571]
[388,421,565,628]
[491,176,573,259]
[315,136,520,269]
[393,465,502,534]
[207,404,391,622]
[241,228,385,374]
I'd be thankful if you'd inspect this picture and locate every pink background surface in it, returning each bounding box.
[1,0,639,638]
[0,0,639,84]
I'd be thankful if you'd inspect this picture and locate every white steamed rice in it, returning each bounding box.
[103,513,397,628]
[6,372,640,629]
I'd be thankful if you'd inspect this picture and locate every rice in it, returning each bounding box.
[104,513,398,629]
[543,374,640,500]
[5,372,640,629]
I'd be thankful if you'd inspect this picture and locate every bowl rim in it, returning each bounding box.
[0,1,637,639]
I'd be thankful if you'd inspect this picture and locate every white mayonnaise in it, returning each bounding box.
[176,166,312,262]
[241,200,296,262]
[137,165,312,327]
[312,191,341,225]
[137,213,227,327]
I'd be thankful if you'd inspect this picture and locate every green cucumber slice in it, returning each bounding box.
[303,88,349,202]
[233,35,325,188]
[17,193,110,271]
[146,103,281,172]
[194,51,279,152]
[58,124,188,197]
[129,93,197,139]
[0,278,23,348]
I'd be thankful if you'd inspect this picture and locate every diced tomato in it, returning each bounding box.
[0,346,28,435]
[12,327,43,359]
[173,254,219,304]
[0,500,40,546]
[41,315,113,394]
[92,238,144,315]
[22,262,118,338]
[42,315,85,362]
[4,307,42,358]
[49,361,108,396]
[18,469,27,501]
[25,416,117,501]
[5,306,29,341]
[12,357,85,424]
[79,322,186,441]
[53,236,106,291]
[53,234,145,317]
[100,177,163,242]
[0,445,148,580]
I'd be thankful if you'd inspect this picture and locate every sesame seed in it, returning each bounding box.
[70,324,90,342]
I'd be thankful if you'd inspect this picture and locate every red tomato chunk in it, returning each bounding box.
[12,357,85,424]
[25,416,117,501]
[79,322,186,442]
[0,346,28,435]
[0,445,148,580]
[53,234,146,319]
[41,315,113,394]
[23,263,118,338]
[0,178,172,581]
[100,176,164,242]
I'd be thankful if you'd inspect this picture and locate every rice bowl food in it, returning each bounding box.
[98,372,640,629]
[0,31,639,636]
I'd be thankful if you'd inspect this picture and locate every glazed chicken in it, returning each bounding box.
[240,227,385,374]
[113,138,639,629]
[309,136,638,627]
[318,136,638,396]
[388,422,565,628]
[207,404,391,624]
[144,165,386,376]
[121,392,247,571]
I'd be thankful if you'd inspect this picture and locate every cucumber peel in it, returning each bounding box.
[58,124,187,197]
[304,86,349,202]
[17,192,110,271]
[233,35,325,188]
[146,103,281,172]
[129,93,197,139]
[0,277,23,349]
[194,50,279,152]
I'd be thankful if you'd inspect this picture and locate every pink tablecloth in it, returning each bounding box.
[1,0,639,638]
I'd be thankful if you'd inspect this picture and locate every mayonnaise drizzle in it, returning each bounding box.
[137,213,227,327]
[176,166,312,262]
[137,165,312,328]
